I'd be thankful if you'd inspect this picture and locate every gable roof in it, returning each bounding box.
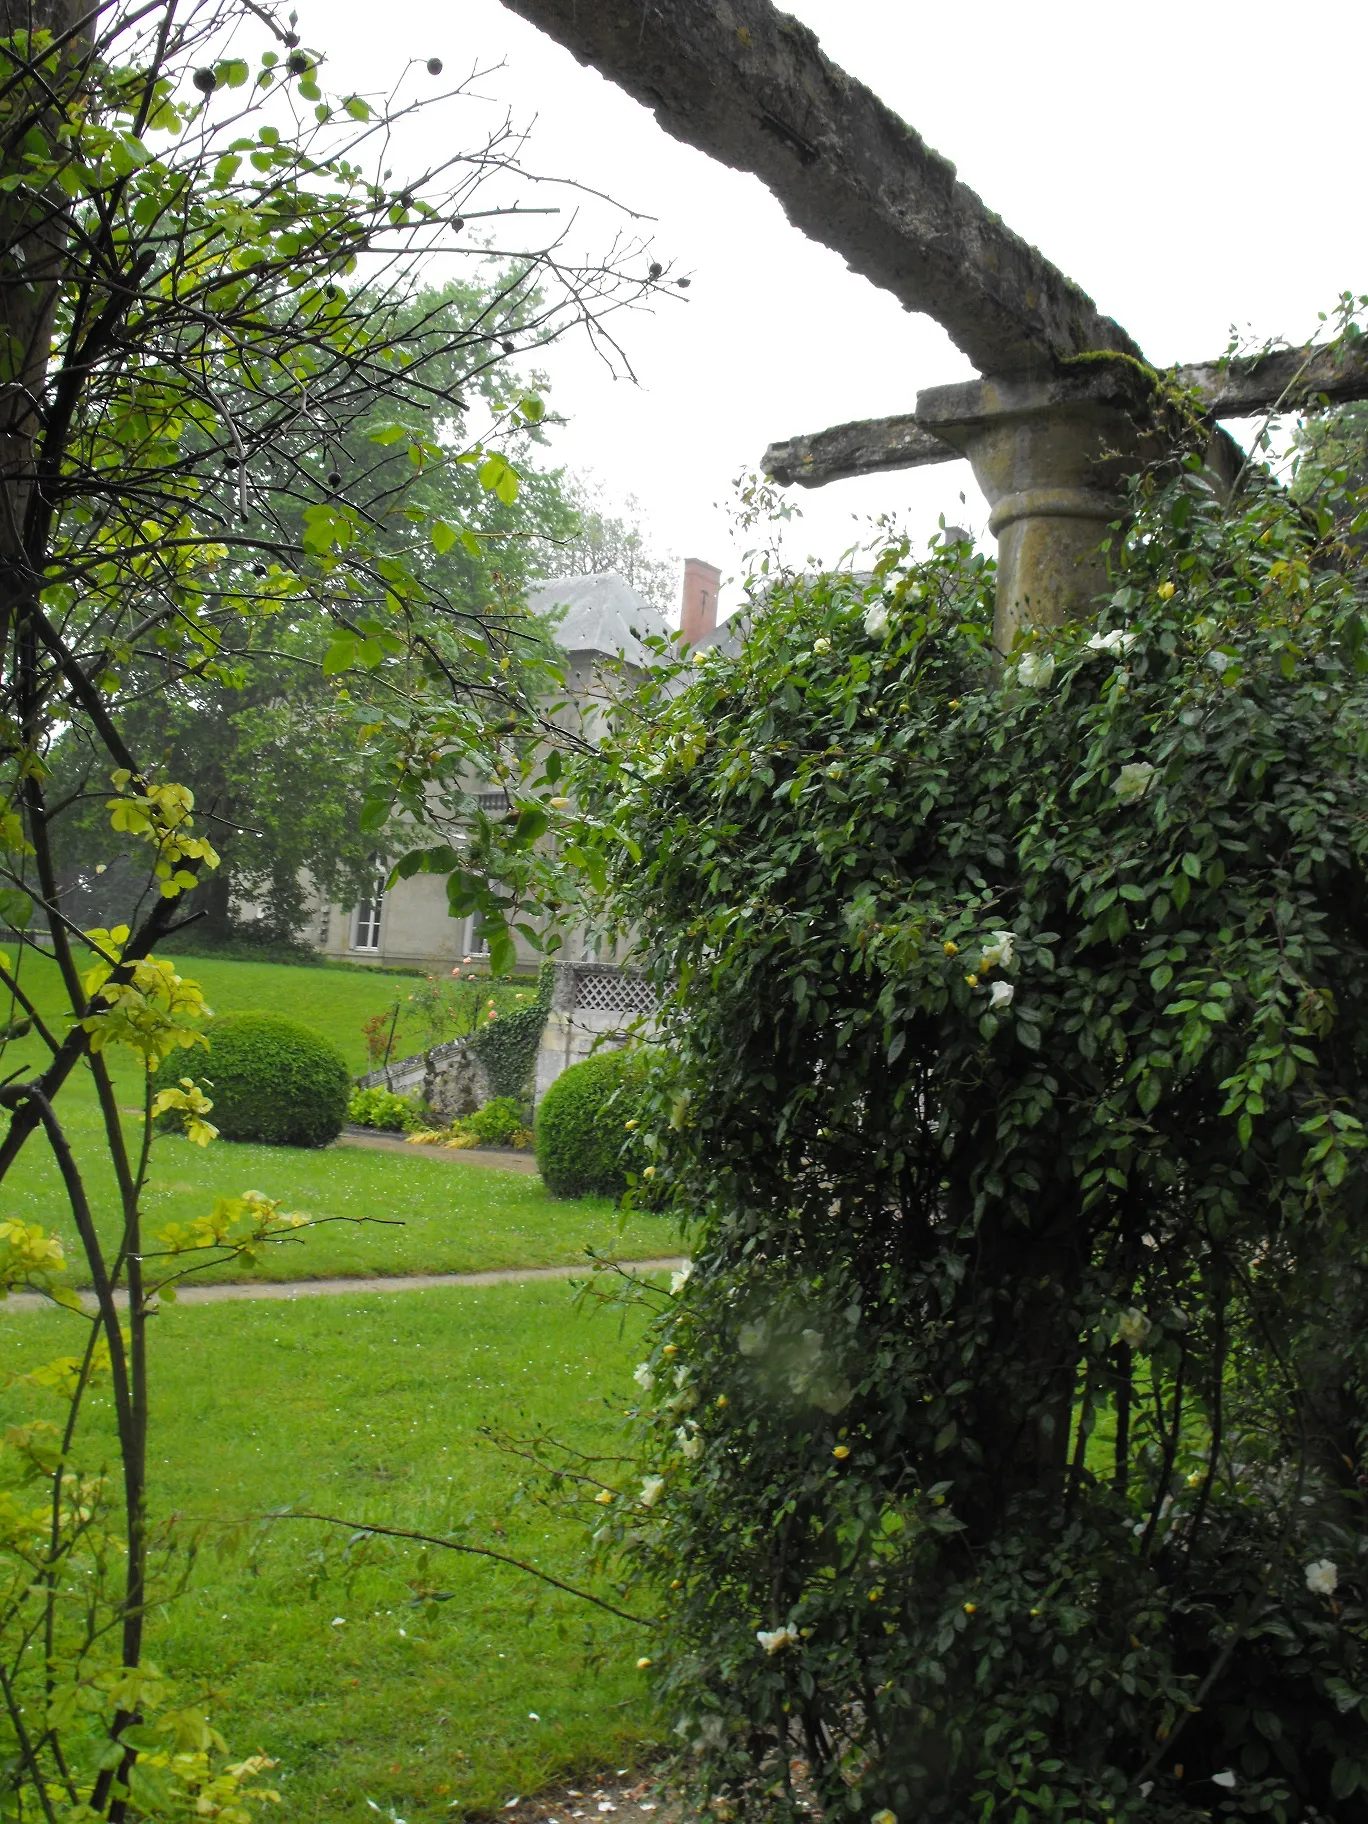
[528,571,671,671]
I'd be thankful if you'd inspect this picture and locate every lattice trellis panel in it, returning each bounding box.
[572,970,656,1017]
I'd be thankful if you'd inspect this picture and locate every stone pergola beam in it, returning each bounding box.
[496,0,1141,378]
[763,412,953,488]
[764,340,1368,487]
[1176,340,1368,418]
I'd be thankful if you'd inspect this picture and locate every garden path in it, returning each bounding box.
[336,1127,540,1173]
[3,1258,686,1313]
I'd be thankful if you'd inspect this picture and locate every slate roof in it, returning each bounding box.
[528,571,671,671]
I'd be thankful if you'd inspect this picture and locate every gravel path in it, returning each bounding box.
[2,1258,686,1314]
[336,1128,541,1173]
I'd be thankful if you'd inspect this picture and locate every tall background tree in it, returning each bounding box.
[44,277,588,944]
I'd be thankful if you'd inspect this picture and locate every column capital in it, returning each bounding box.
[916,370,1160,652]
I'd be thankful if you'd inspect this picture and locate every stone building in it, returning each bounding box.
[311,559,722,976]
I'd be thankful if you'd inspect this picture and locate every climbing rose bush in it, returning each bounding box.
[572,456,1368,1822]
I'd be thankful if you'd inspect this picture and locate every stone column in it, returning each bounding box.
[916,370,1159,653]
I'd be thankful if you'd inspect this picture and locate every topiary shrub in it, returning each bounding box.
[535,1049,646,1197]
[154,1012,349,1147]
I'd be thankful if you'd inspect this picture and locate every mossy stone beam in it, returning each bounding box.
[1174,340,1368,417]
[495,0,1139,378]
[762,413,954,488]
[763,340,1368,488]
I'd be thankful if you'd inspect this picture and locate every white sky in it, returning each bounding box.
[309,0,1368,624]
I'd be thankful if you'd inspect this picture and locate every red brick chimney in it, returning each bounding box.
[680,557,721,646]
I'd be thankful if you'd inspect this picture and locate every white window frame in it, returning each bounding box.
[351,874,386,952]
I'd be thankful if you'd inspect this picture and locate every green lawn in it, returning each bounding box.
[0,1280,663,1822]
[2,950,678,1285]
[4,1093,675,1287]
[2,945,517,1076]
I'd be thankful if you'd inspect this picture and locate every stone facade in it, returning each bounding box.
[309,570,676,975]
[533,961,657,1104]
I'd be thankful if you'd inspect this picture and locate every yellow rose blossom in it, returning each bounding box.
[1158,580,1176,601]
[832,1444,850,1460]
[964,974,979,988]
[943,940,958,956]
[963,1602,977,1615]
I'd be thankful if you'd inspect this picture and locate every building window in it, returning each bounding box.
[465,909,491,957]
[352,874,385,951]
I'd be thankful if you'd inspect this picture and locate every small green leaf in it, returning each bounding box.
[430,519,457,555]
[0,887,33,929]
[478,453,520,505]
[486,923,516,976]
[321,637,357,676]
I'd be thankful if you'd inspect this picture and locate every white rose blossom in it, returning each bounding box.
[639,1476,666,1508]
[863,603,890,639]
[756,1626,800,1655]
[1305,1559,1339,1596]
[979,930,1015,971]
[633,1362,656,1392]
[812,637,831,655]
[670,1261,693,1295]
[988,981,1015,1012]
[1086,628,1137,656]
[1113,762,1156,803]
[676,1426,702,1461]
[1118,1308,1152,1350]
[1211,1772,1237,1791]
[1015,652,1055,690]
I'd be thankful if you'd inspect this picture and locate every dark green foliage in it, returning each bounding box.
[465,1097,525,1145]
[158,1013,350,1148]
[473,963,553,1099]
[535,1049,646,1198]
[574,458,1368,1821]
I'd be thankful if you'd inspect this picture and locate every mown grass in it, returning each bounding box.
[0,1280,664,1822]
[2,949,677,1285]
[4,1089,675,1287]
[1,945,523,1076]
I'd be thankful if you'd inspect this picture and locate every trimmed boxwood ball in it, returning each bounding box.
[155,1012,350,1147]
[535,1049,645,1198]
